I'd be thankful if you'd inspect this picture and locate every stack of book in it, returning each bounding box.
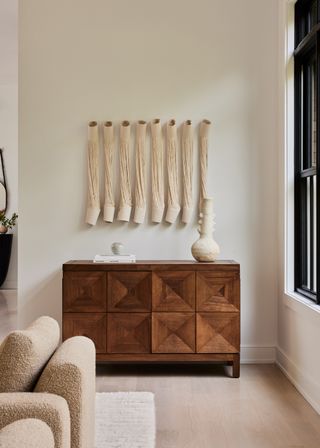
[93,254,136,263]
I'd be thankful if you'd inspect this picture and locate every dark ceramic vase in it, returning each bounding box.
[0,234,13,287]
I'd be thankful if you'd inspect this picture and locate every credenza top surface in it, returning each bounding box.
[63,260,240,272]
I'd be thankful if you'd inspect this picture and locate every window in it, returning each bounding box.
[294,0,320,303]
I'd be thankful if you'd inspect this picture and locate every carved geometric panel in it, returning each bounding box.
[152,271,195,312]
[196,313,240,353]
[63,313,107,353]
[63,271,106,312]
[108,272,151,312]
[107,313,150,353]
[196,272,239,312]
[152,312,195,353]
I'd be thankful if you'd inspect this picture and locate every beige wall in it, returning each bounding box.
[19,0,279,361]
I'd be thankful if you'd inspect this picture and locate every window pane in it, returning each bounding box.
[301,65,304,170]
[312,61,317,168]
[300,177,308,288]
[301,55,316,171]
[296,0,318,45]
[309,0,317,31]
[300,175,317,292]
[306,177,311,289]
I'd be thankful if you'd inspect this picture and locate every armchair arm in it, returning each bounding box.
[35,336,96,448]
[0,392,70,448]
[0,418,54,448]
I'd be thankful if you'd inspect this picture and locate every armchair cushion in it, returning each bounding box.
[35,336,96,448]
[0,418,55,448]
[0,392,70,448]
[0,316,60,392]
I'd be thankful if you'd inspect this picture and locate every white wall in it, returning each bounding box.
[0,0,18,289]
[276,0,320,414]
[19,0,279,361]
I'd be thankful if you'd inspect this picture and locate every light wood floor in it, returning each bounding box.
[96,363,320,448]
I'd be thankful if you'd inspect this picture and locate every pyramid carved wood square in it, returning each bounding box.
[63,313,107,353]
[63,271,106,312]
[152,271,195,311]
[107,313,150,353]
[196,313,240,353]
[108,272,151,312]
[196,272,239,312]
[152,312,195,353]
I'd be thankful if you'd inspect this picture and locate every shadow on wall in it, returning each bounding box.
[19,269,62,330]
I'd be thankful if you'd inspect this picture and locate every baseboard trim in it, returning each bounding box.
[1,280,17,289]
[276,347,320,415]
[240,345,276,364]
[0,288,17,294]
[0,289,17,313]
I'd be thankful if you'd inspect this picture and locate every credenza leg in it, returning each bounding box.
[232,353,240,378]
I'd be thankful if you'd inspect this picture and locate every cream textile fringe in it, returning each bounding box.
[165,119,180,223]
[151,119,165,223]
[199,119,211,212]
[134,121,147,224]
[85,121,100,225]
[182,120,194,223]
[117,121,132,221]
[103,121,115,222]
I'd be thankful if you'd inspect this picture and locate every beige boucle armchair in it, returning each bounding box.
[0,316,96,448]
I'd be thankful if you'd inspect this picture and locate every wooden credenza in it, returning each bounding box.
[62,260,240,377]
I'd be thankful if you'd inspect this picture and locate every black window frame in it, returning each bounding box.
[294,0,320,304]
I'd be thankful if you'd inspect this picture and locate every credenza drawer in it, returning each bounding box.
[107,313,150,353]
[63,313,107,353]
[196,272,240,312]
[63,271,106,312]
[152,271,195,311]
[107,271,152,312]
[152,312,195,353]
[196,312,240,353]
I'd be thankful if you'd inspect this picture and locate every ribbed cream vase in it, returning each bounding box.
[117,121,132,222]
[134,121,147,224]
[103,121,115,222]
[191,197,220,262]
[85,121,100,225]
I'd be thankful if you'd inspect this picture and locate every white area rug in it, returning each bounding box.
[96,392,156,448]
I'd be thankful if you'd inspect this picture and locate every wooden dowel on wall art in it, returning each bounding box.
[182,120,194,224]
[199,119,211,212]
[151,119,165,223]
[103,121,115,222]
[165,119,180,223]
[133,120,147,224]
[85,121,100,225]
[117,121,132,221]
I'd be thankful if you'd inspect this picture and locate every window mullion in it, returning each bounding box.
[316,30,320,303]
